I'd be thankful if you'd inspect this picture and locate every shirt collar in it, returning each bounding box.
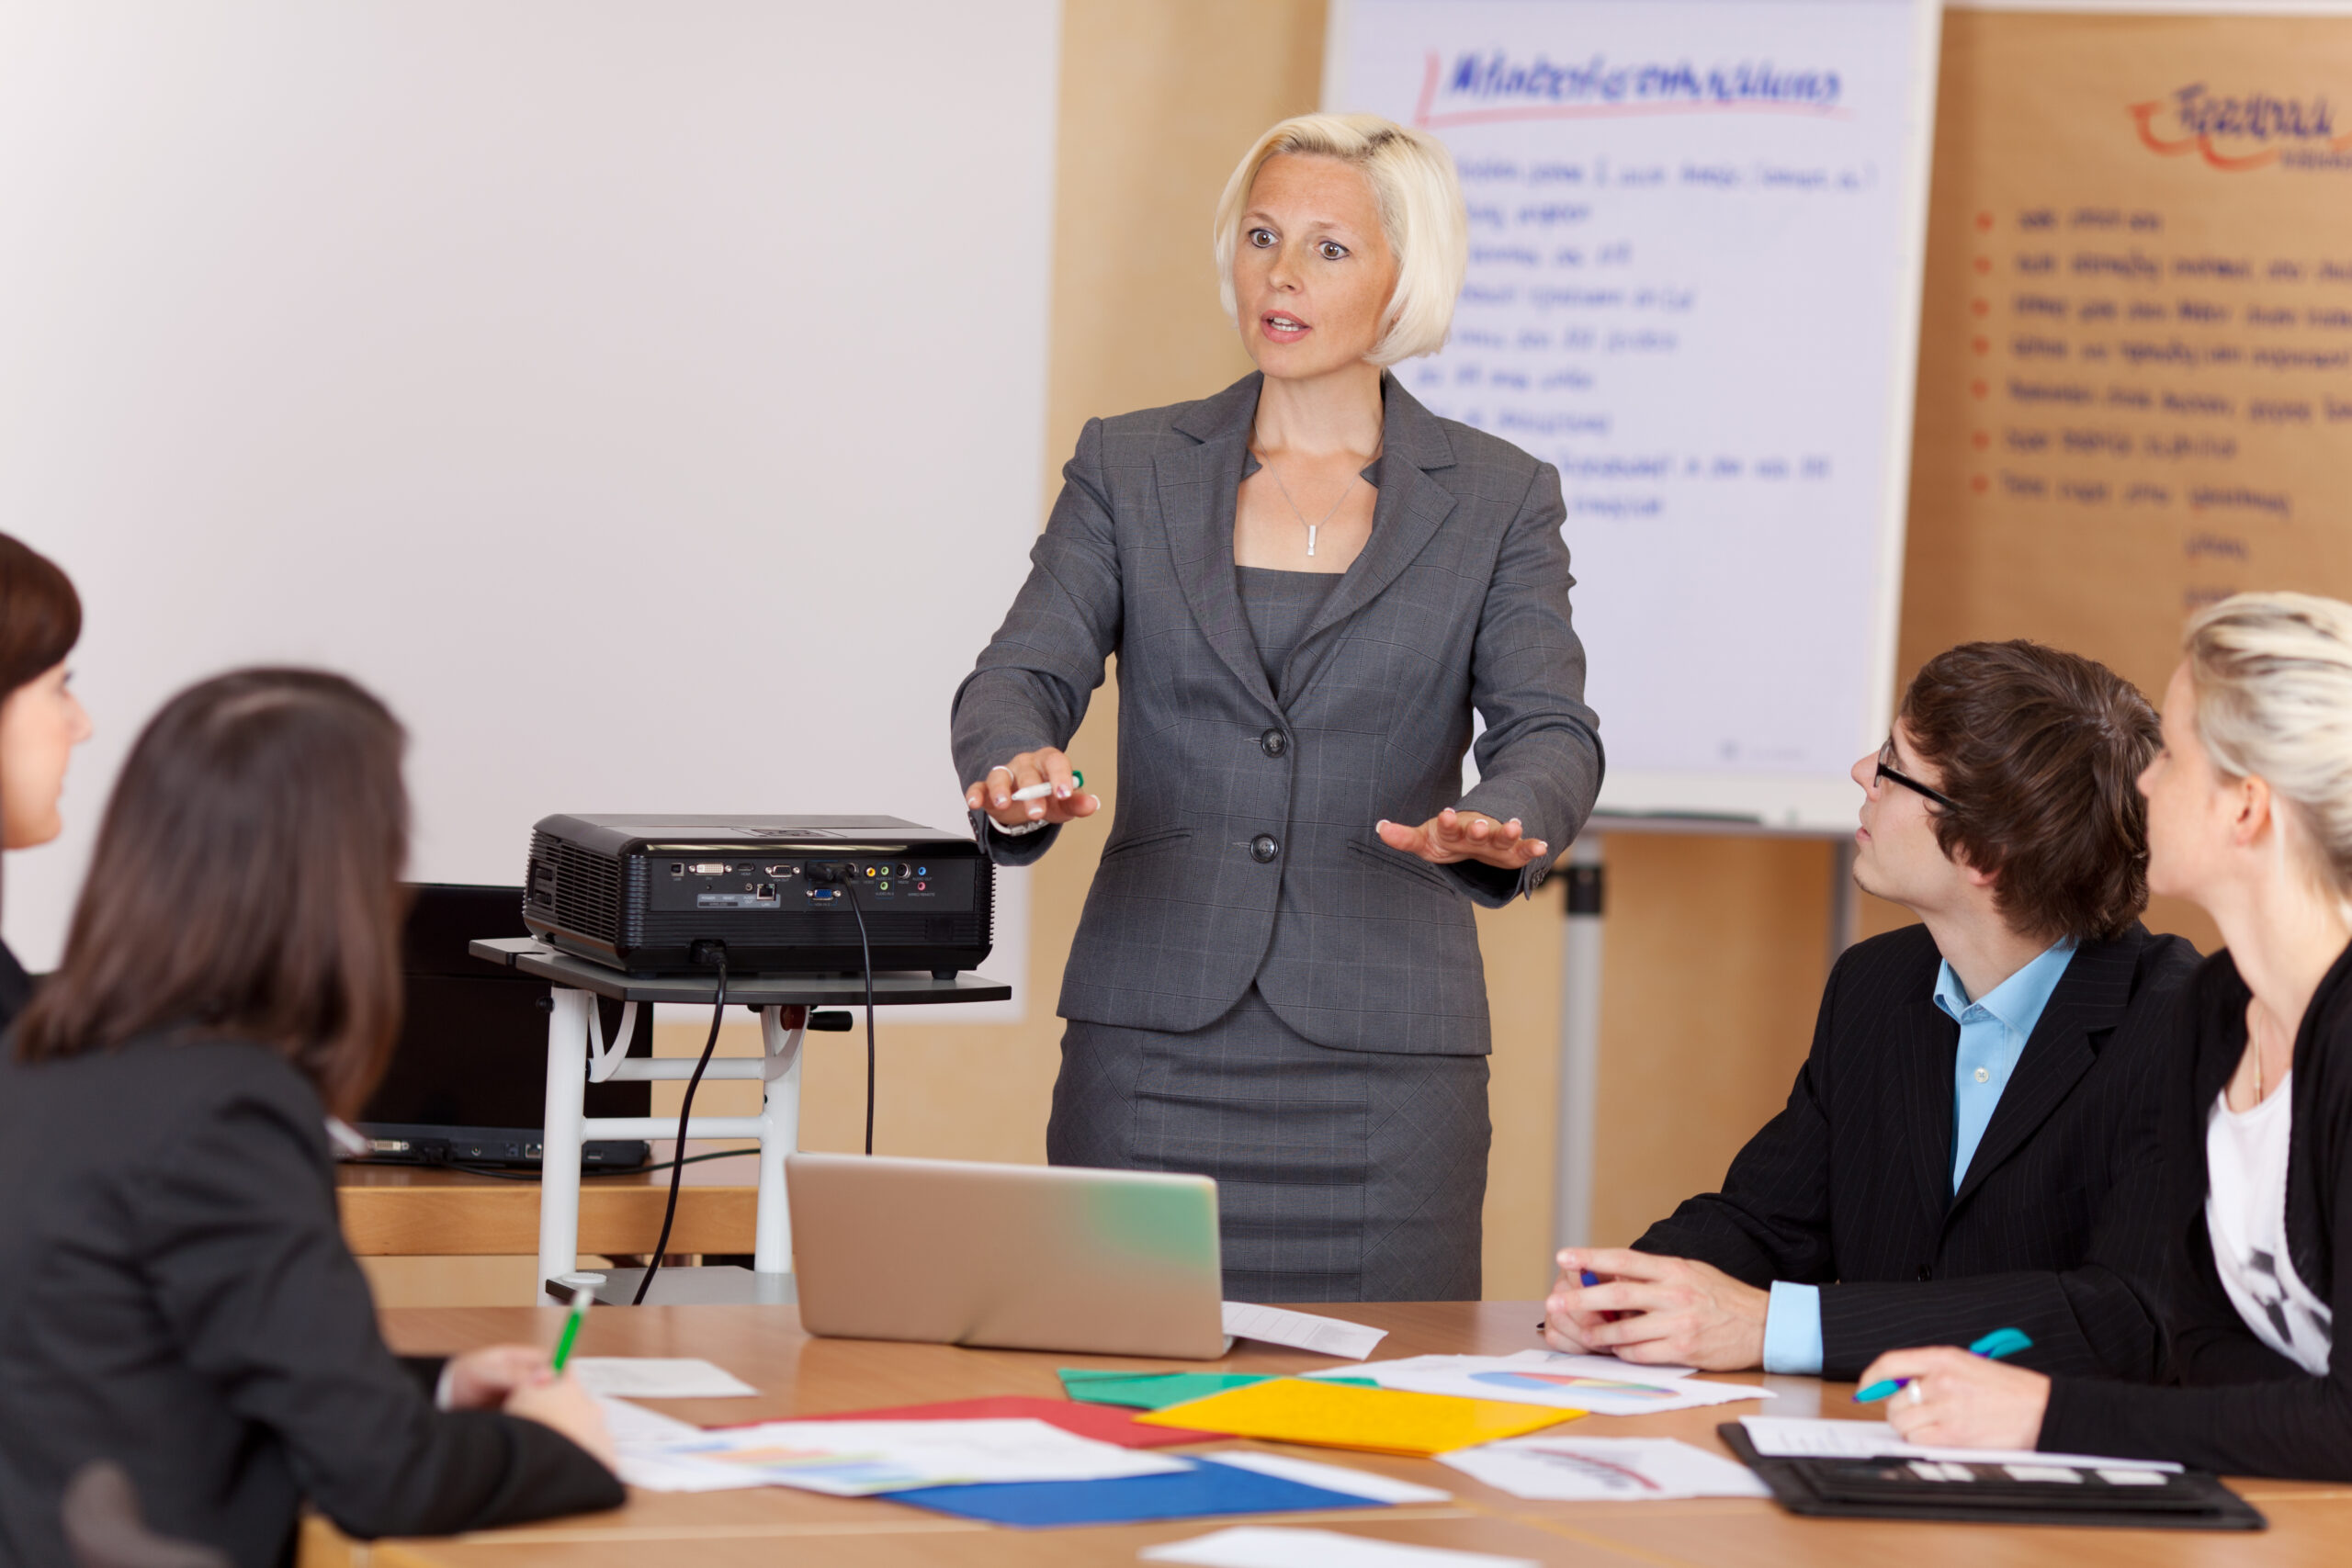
[1933,937,2078,1033]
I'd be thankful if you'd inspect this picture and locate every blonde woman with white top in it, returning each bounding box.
[1859,591,2352,1476]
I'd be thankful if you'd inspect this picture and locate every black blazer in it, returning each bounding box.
[1634,922,2199,1380]
[2041,944,2352,1477]
[0,1032,620,1568]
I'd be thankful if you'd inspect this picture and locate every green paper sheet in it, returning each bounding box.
[1057,1369,1375,1411]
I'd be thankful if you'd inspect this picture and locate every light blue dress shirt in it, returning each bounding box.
[1760,938,2078,1375]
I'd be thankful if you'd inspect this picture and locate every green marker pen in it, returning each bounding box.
[551,1286,594,1374]
[1008,769,1083,803]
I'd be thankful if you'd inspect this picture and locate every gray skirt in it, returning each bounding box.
[1046,986,1490,1303]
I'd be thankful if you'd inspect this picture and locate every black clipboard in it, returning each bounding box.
[1718,1424,2266,1531]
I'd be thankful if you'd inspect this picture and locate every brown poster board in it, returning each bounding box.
[1903,6,2352,712]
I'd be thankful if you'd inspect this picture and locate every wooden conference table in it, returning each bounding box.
[309,1301,2352,1568]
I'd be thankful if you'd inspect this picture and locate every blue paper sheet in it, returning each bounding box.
[877,1456,1385,1529]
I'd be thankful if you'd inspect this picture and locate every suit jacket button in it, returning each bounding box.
[1916,1264,1933,1281]
[1250,834,1279,863]
[1261,728,1287,758]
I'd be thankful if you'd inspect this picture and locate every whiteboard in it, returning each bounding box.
[1329,0,1940,830]
[0,1,1058,1010]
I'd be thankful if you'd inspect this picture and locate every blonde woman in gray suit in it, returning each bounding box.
[953,115,1602,1303]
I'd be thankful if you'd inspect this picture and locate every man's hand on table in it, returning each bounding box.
[1544,1247,1768,1370]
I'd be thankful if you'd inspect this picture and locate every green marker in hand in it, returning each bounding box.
[552,1287,594,1374]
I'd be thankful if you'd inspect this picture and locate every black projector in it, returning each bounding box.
[524,815,992,977]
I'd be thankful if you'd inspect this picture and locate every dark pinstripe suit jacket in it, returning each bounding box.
[1635,921,2200,1381]
[951,371,1602,1055]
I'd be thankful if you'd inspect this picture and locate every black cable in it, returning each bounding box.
[636,946,728,1304]
[841,881,877,1156]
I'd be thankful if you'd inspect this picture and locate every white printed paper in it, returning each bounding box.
[571,1358,758,1399]
[1204,1452,1452,1504]
[1312,1350,1768,1417]
[654,1416,1186,1496]
[1141,1526,1538,1568]
[1221,1302,1389,1359]
[1441,1435,1770,1501]
[598,1397,765,1494]
[1738,1416,2180,1473]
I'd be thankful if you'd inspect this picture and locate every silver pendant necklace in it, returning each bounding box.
[1258,454,1359,558]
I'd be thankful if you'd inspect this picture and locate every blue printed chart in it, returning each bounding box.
[1330,0,1939,829]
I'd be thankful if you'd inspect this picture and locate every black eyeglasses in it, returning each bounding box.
[1874,742,1960,812]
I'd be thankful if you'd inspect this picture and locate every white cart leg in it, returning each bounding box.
[537,988,592,1303]
[755,1006,806,1278]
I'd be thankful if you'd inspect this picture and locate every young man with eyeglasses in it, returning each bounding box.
[1543,641,2200,1382]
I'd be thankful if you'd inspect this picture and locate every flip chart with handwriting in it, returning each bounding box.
[1329,1,1939,828]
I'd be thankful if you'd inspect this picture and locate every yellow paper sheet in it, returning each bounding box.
[1134,1376,1579,1457]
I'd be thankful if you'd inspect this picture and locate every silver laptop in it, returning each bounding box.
[786,1152,1229,1359]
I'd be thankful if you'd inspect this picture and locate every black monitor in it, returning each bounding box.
[356,883,652,1168]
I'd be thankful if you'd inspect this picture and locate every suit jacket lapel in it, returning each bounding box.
[1904,996,1961,1223]
[1283,376,1459,700]
[1160,375,1280,720]
[1949,932,2141,1210]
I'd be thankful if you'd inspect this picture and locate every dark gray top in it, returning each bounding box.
[1237,566,1343,700]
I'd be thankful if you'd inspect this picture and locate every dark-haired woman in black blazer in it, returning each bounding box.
[0,669,620,1567]
[1861,592,2352,1478]
[0,533,92,1029]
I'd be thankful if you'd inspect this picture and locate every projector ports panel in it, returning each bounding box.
[653,856,978,912]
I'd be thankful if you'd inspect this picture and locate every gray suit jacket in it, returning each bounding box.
[952,371,1601,1055]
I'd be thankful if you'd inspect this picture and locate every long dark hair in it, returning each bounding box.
[16,669,411,1116]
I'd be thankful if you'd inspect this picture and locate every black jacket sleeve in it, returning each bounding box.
[139,1084,624,1538]
[1633,963,1842,1287]
[2039,948,2352,1476]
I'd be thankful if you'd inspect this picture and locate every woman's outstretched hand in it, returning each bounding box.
[1377,807,1548,871]
[965,747,1101,830]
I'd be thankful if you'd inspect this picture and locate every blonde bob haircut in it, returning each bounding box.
[1212,113,1469,367]
[2184,591,2352,902]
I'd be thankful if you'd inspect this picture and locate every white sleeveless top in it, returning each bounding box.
[2206,1074,2334,1375]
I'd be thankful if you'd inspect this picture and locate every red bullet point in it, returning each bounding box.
[1973,256,1993,275]
[1975,212,1994,231]
[1972,431,1990,450]
[1970,299,1990,317]
[1970,475,1989,493]
[1973,336,1989,355]
[1971,380,1988,398]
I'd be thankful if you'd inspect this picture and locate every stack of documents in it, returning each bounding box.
[1736,1416,2180,1473]
[569,1358,757,1399]
[1441,1435,1770,1501]
[1137,1377,1574,1455]
[1145,1526,1536,1568]
[1220,1302,1389,1359]
[884,1450,1448,1529]
[1311,1351,1771,1418]
[618,1416,1188,1495]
